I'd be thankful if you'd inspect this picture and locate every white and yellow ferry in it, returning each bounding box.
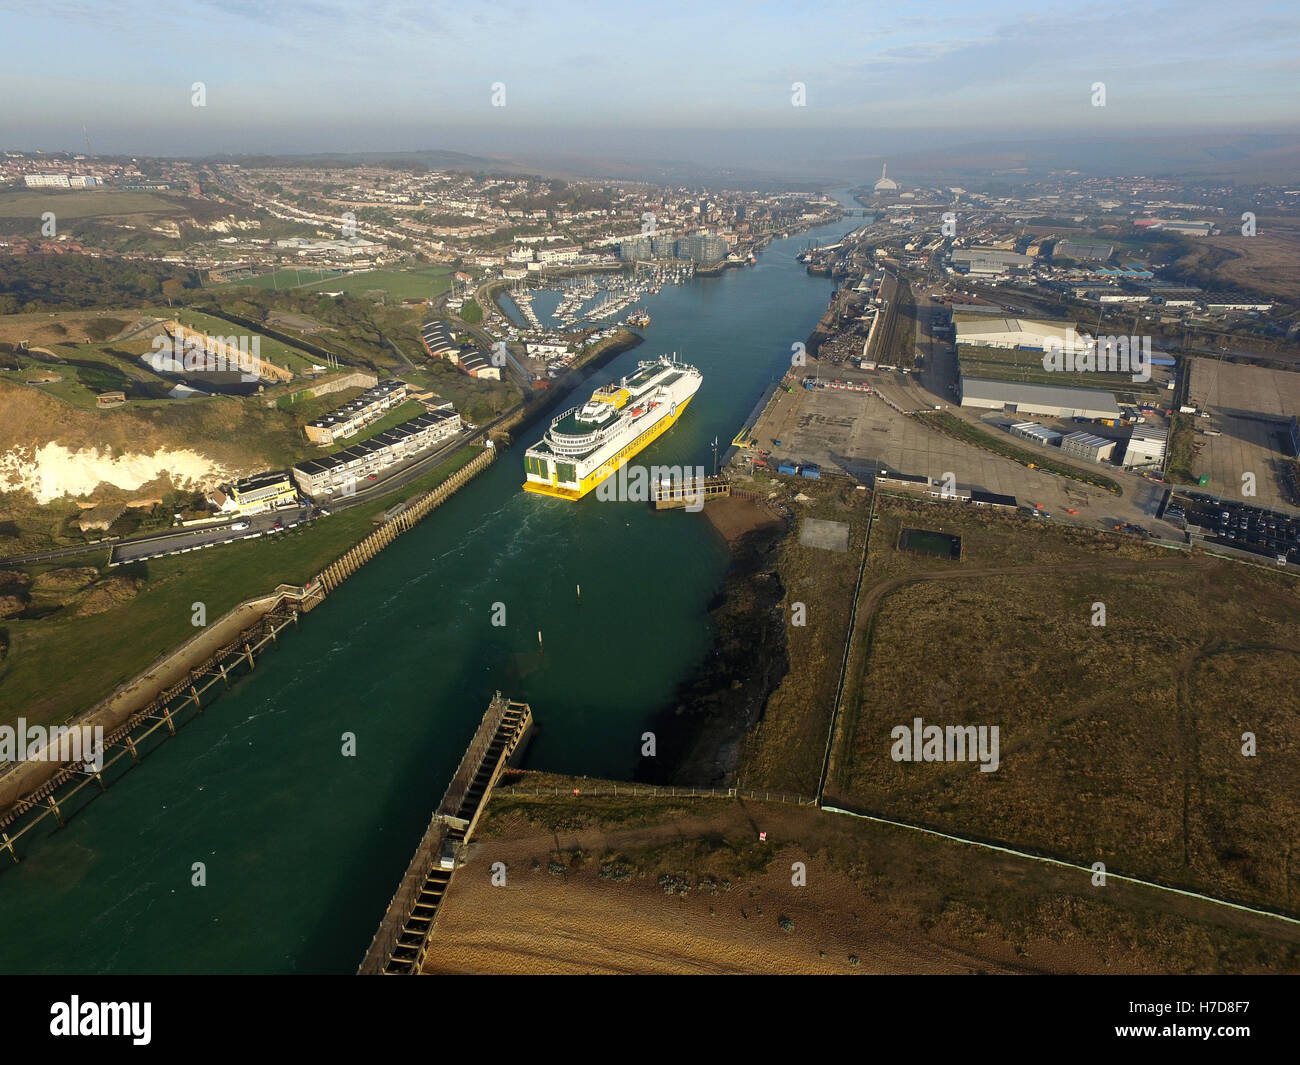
[522,355,703,500]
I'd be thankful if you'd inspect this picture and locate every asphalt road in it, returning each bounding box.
[109,429,481,564]
[110,506,315,564]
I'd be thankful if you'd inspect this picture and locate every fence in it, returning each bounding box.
[501,783,817,806]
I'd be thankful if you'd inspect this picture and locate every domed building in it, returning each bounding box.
[873,163,898,193]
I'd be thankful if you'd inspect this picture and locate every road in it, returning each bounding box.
[110,506,315,564]
[109,429,481,565]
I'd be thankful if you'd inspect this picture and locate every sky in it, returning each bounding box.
[1,0,1298,164]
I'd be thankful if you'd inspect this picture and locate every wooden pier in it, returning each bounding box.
[652,474,732,509]
[358,693,533,975]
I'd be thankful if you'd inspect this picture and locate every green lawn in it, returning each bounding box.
[213,268,347,291]
[0,446,483,729]
[347,400,431,442]
[0,189,183,219]
[214,266,452,302]
[296,267,452,301]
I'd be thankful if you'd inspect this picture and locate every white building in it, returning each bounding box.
[955,316,1089,351]
[291,409,463,496]
[1009,422,1063,447]
[1124,426,1168,468]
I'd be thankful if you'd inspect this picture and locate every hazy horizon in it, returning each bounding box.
[3,0,1298,171]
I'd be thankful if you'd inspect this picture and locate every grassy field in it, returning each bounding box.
[1165,413,1200,484]
[732,481,870,795]
[14,339,173,409]
[347,399,430,442]
[0,446,482,728]
[0,189,184,219]
[175,308,318,376]
[217,266,452,302]
[212,268,347,291]
[1180,218,1300,303]
[826,496,1300,914]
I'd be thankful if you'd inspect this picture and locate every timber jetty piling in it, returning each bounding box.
[359,693,533,975]
[652,474,732,510]
[0,445,499,860]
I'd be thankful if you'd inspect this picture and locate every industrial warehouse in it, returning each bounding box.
[958,377,1123,420]
[291,408,463,496]
[953,315,1088,350]
[1122,425,1168,469]
[1060,431,1116,464]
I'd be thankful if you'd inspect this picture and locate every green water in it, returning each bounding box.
[0,198,856,974]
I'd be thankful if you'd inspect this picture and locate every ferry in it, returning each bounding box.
[523,355,703,500]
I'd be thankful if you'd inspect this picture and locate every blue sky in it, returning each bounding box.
[1,0,1297,158]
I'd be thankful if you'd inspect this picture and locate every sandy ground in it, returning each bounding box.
[422,801,1105,975]
[703,495,782,542]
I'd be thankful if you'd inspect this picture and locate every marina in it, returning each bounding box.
[500,261,696,334]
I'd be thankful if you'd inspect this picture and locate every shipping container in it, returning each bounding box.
[800,464,821,480]
[777,462,799,476]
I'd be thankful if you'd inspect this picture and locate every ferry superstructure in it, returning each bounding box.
[523,355,703,500]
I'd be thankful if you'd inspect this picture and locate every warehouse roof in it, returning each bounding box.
[1129,425,1168,444]
[960,377,1122,415]
[1063,431,1113,449]
[954,316,1080,342]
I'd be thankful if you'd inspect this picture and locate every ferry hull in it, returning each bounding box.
[522,393,694,501]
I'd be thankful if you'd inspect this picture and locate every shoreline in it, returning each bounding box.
[0,446,499,829]
[637,492,791,787]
